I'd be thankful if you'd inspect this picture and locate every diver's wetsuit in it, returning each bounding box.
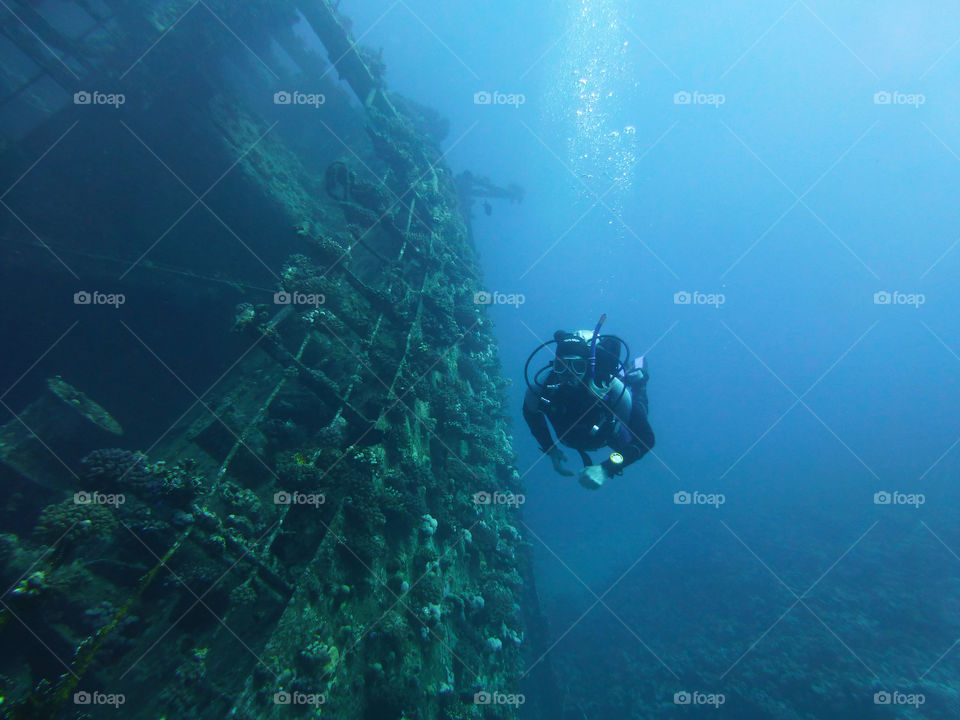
[523,373,655,476]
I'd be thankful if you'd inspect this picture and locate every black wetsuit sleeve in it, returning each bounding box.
[522,388,555,453]
[603,383,655,475]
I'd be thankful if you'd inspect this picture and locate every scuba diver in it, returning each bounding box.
[522,315,654,489]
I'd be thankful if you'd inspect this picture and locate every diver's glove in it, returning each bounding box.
[546,446,574,476]
[578,464,611,490]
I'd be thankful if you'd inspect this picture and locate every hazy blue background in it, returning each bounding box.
[341,0,960,714]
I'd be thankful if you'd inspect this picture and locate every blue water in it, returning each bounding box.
[343,1,960,717]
